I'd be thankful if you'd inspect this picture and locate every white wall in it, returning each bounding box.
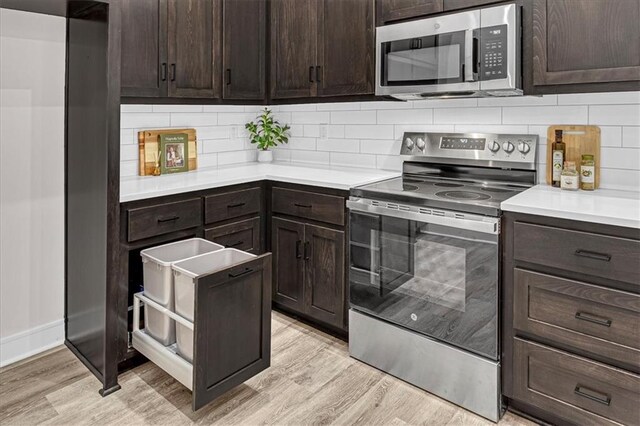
[121,92,640,190]
[0,9,66,366]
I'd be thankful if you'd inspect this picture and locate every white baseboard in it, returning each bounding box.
[0,320,64,367]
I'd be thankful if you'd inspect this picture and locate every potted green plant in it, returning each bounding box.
[245,108,291,163]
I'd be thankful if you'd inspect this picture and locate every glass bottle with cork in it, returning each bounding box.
[551,129,565,187]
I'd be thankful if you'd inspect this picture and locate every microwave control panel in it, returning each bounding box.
[480,25,507,81]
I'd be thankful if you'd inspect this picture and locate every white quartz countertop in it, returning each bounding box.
[501,185,640,229]
[120,162,400,202]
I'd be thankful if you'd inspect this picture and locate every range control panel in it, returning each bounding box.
[400,132,538,166]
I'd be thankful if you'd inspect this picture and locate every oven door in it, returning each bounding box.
[348,199,499,360]
[376,9,480,98]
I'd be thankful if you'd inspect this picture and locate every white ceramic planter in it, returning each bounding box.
[257,150,273,163]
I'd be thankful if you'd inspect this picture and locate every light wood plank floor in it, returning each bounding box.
[0,312,537,425]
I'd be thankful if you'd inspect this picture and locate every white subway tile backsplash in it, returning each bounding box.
[434,107,501,124]
[599,126,622,147]
[589,105,640,126]
[121,104,153,113]
[218,150,256,166]
[317,138,360,153]
[503,106,588,125]
[291,111,330,124]
[120,128,135,145]
[477,95,558,107]
[330,110,376,124]
[121,92,640,190]
[120,144,138,161]
[286,137,317,151]
[152,104,203,113]
[331,152,376,169]
[558,91,640,105]
[290,150,330,165]
[623,127,640,148]
[377,109,432,125]
[360,139,401,155]
[121,112,170,129]
[170,112,217,126]
[345,125,394,140]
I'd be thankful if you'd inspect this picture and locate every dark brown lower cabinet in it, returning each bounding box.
[192,253,271,410]
[205,217,261,253]
[513,338,640,426]
[502,212,640,425]
[272,217,345,330]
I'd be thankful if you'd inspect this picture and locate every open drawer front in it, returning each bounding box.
[132,253,272,411]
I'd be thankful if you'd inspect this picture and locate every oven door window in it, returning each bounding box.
[349,211,498,360]
[381,31,466,86]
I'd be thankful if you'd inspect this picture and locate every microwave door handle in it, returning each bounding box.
[464,29,475,82]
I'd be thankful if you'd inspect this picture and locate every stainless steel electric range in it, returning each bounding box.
[347,132,538,422]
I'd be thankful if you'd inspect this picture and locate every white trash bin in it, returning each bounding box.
[171,249,257,361]
[141,238,224,345]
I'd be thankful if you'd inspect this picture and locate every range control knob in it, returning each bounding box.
[404,137,415,150]
[415,137,426,151]
[488,140,501,153]
[517,141,531,154]
[502,141,515,154]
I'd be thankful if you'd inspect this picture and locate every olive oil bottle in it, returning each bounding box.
[551,130,565,187]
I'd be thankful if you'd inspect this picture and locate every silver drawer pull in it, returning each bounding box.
[574,385,611,406]
[575,311,612,327]
[574,249,611,262]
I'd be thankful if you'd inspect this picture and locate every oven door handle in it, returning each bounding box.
[347,199,499,235]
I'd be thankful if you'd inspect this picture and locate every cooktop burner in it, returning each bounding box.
[351,175,528,216]
[436,190,491,201]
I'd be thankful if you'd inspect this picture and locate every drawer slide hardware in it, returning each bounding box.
[574,249,611,262]
[157,216,180,223]
[575,311,612,327]
[574,385,611,406]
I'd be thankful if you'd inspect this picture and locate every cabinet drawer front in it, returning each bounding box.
[204,188,261,224]
[513,338,640,426]
[514,269,640,368]
[272,187,345,226]
[514,222,640,286]
[204,217,260,253]
[128,198,202,242]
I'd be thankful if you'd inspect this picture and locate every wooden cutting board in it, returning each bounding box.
[546,125,600,188]
[138,128,198,176]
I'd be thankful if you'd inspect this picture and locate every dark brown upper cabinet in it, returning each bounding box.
[270,0,318,99]
[530,0,640,93]
[317,0,375,97]
[121,0,222,99]
[270,0,375,100]
[222,0,266,100]
[442,0,501,11]
[376,0,443,24]
[167,0,222,98]
[121,0,168,97]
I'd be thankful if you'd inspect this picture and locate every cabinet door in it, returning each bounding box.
[121,0,168,97]
[317,0,374,97]
[192,254,271,410]
[271,217,305,312]
[222,0,266,100]
[532,0,640,88]
[304,224,345,329]
[376,0,443,24]
[270,0,317,99]
[167,0,222,98]
[442,0,499,11]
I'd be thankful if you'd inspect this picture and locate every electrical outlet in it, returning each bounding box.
[320,124,328,140]
[230,126,238,139]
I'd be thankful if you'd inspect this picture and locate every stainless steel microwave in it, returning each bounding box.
[375,4,521,100]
